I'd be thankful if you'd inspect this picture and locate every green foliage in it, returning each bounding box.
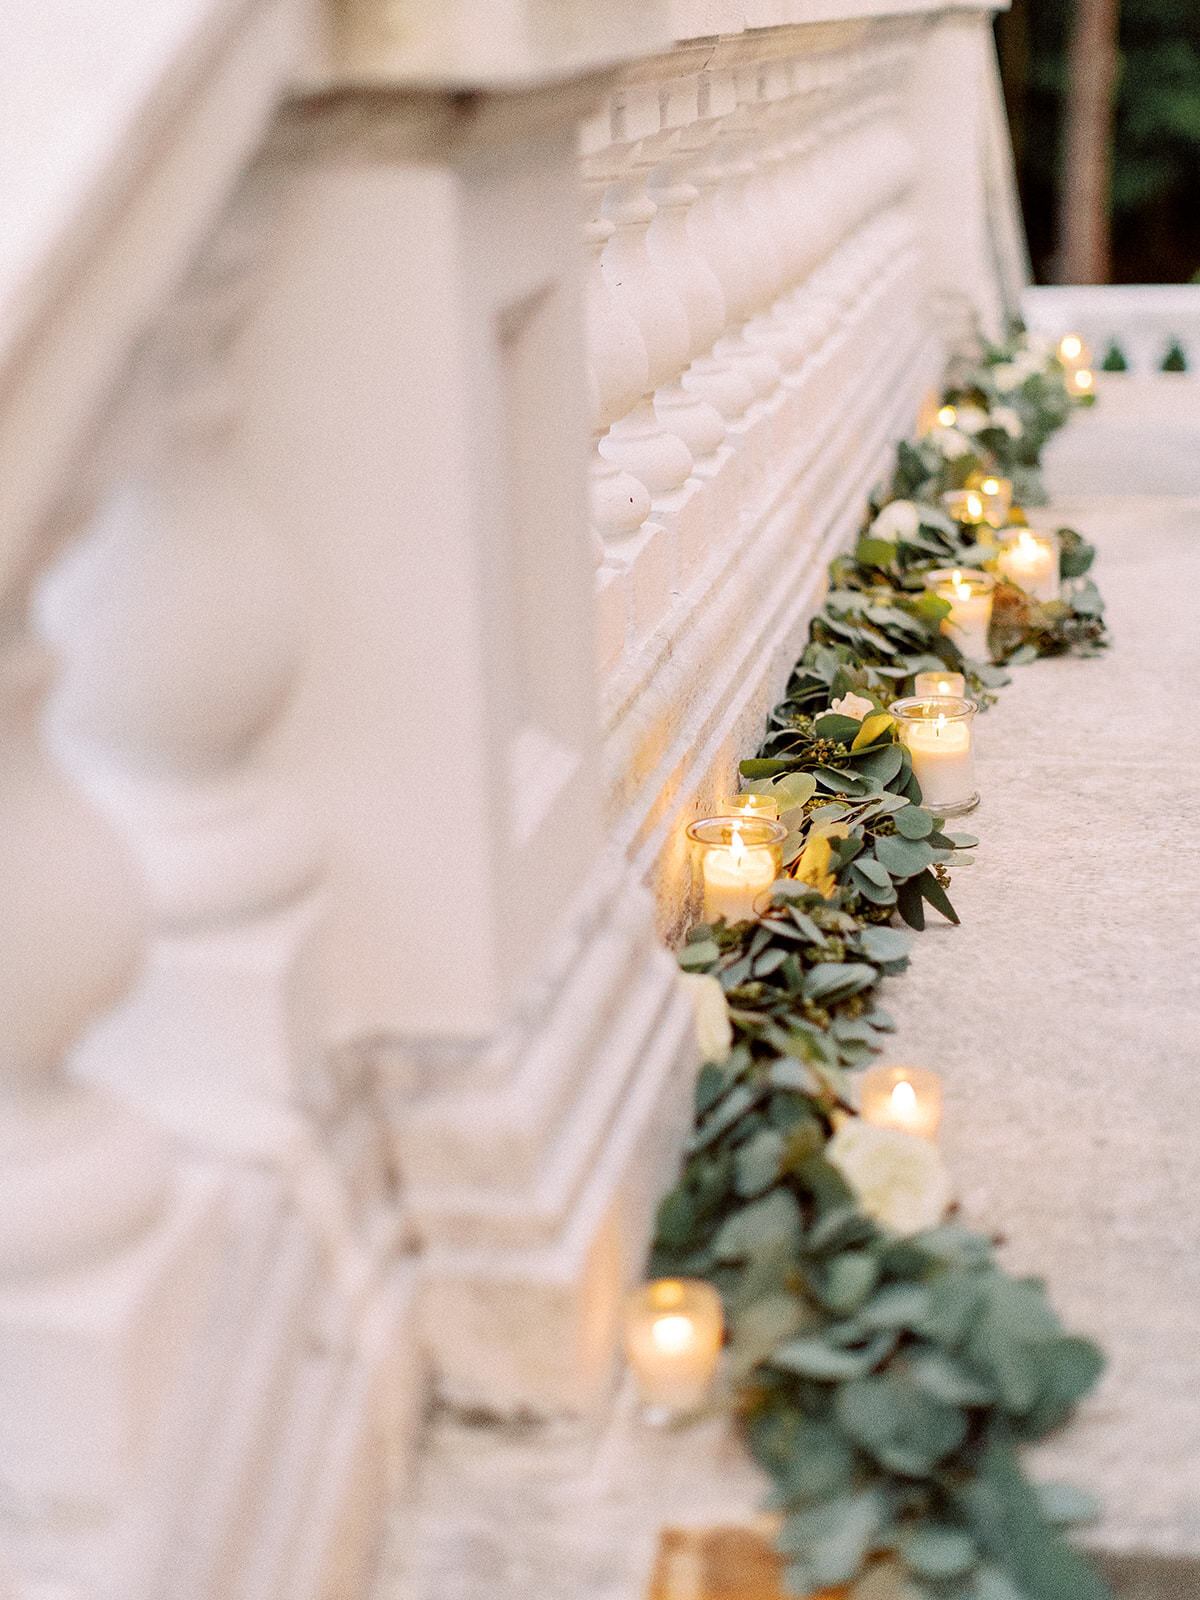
[655,330,1113,1600]
[1161,340,1188,372]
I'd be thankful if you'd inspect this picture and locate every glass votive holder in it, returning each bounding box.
[687,816,787,926]
[624,1278,724,1423]
[859,1064,944,1142]
[941,489,986,527]
[922,568,995,661]
[722,792,781,823]
[913,670,966,699]
[888,695,979,815]
[966,472,1013,528]
[994,527,1060,604]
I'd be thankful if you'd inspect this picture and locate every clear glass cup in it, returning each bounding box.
[721,793,781,822]
[888,695,979,815]
[966,471,1013,528]
[623,1278,724,1423]
[922,568,995,662]
[686,815,787,925]
[994,527,1060,603]
[941,489,987,527]
[859,1063,944,1141]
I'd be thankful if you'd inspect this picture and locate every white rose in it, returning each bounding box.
[928,425,972,460]
[953,404,990,434]
[829,692,876,721]
[870,500,920,542]
[826,1121,953,1236]
[679,971,733,1063]
[991,363,1021,393]
[992,406,1023,439]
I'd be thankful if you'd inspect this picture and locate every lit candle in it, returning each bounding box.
[942,489,986,527]
[913,670,966,698]
[924,568,995,660]
[995,528,1059,603]
[687,817,786,926]
[860,1064,944,1141]
[1058,333,1090,367]
[966,472,1013,528]
[624,1278,724,1419]
[936,404,958,427]
[723,793,781,822]
[888,695,979,815]
[1067,366,1094,396]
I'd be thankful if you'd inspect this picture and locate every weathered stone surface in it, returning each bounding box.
[882,482,1200,1567]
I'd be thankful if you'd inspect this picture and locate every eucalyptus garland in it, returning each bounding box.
[654,331,1114,1600]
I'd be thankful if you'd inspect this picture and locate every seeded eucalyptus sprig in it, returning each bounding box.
[657,325,1114,1600]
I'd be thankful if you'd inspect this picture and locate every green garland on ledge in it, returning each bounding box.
[652,331,1114,1600]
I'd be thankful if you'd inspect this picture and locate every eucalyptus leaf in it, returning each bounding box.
[893,805,934,839]
[1035,1482,1101,1527]
[858,925,911,965]
[678,939,720,970]
[712,1186,804,1262]
[735,1128,786,1198]
[772,1331,895,1381]
[900,1525,978,1581]
[874,834,937,878]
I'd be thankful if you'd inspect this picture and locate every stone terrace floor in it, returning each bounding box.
[375,378,1200,1600]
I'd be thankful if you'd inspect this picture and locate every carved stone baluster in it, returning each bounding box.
[39,187,322,1138]
[0,614,207,1532]
[0,633,170,1276]
[644,132,743,554]
[579,159,667,666]
[678,81,780,506]
[596,119,724,589]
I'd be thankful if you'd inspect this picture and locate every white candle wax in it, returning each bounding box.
[905,714,974,810]
[971,476,1013,529]
[996,532,1059,603]
[624,1280,723,1416]
[702,835,777,923]
[936,577,992,660]
[913,671,966,699]
[860,1064,944,1141]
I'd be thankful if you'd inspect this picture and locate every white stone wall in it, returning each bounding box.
[0,1,1023,1594]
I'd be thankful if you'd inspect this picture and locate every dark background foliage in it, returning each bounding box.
[997,0,1200,283]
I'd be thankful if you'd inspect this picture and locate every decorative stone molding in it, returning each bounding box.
[0,0,1025,1589]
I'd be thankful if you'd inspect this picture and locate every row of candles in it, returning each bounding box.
[625,1064,944,1418]
[626,337,1089,1420]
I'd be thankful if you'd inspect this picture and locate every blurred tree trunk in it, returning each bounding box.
[1054,0,1120,283]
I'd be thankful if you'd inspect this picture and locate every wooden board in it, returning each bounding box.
[647,1526,849,1600]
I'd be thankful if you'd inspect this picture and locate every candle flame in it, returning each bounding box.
[952,577,972,600]
[937,405,957,427]
[936,713,947,729]
[729,825,746,866]
[891,1080,918,1116]
[982,478,1000,495]
[1060,334,1083,362]
[938,679,950,693]
[966,492,983,520]
[651,1314,695,1355]
[1074,367,1094,391]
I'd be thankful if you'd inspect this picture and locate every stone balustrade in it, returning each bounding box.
[1025,283,1200,374]
[0,1,1023,1594]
